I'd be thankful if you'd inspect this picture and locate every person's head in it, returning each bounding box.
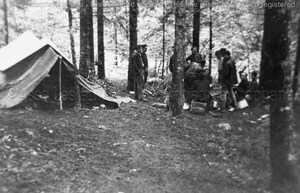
[215,50,221,59]
[191,46,198,54]
[222,50,231,59]
[204,68,210,76]
[136,45,143,53]
[240,72,248,80]
[171,46,175,52]
[200,59,206,68]
[142,44,147,52]
[219,48,227,57]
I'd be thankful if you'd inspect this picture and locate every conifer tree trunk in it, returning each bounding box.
[127,0,137,91]
[208,0,212,74]
[80,0,94,78]
[260,0,300,192]
[67,0,81,108]
[3,0,9,44]
[259,0,287,91]
[125,0,129,40]
[293,3,300,98]
[162,0,166,78]
[87,0,94,72]
[114,7,118,66]
[171,0,185,116]
[292,1,300,192]
[97,0,105,79]
[192,0,200,50]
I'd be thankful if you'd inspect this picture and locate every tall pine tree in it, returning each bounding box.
[292,0,300,192]
[67,0,81,108]
[3,0,9,44]
[127,0,138,91]
[97,0,105,79]
[114,7,118,66]
[208,0,213,74]
[260,0,300,192]
[171,0,186,116]
[80,0,94,78]
[192,0,200,50]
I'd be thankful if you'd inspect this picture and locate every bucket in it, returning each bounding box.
[183,102,190,110]
[213,101,218,109]
[237,99,248,109]
[190,101,206,115]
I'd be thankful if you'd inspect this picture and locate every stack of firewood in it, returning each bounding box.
[143,76,171,97]
[90,78,114,96]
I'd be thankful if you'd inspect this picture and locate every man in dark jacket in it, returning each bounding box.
[169,46,175,73]
[236,70,250,101]
[132,45,147,101]
[217,48,227,83]
[184,46,203,103]
[141,45,148,84]
[246,71,260,105]
[186,46,202,64]
[221,50,238,110]
[215,50,222,83]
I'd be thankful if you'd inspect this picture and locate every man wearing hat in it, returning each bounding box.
[132,45,147,101]
[220,50,238,111]
[141,45,149,84]
[169,46,175,73]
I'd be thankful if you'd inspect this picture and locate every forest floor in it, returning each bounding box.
[0,80,271,193]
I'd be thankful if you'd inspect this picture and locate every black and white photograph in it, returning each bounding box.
[0,0,299,192]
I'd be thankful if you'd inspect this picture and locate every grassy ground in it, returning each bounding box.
[0,86,271,193]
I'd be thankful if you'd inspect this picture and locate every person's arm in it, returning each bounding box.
[209,76,213,84]
[238,66,247,78]
[169,56,174,73]
[186,55,192,63]
[138,55,144,70]
[143,54,148,69]
[238,70,243,78]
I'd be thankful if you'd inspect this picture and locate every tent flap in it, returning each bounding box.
[78,75,136,108]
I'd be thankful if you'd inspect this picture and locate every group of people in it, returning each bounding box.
[131,44,259,112]
[169,46,259,112]
[131,44,149,102]
[169,46,213,111]
[216,48,259,111]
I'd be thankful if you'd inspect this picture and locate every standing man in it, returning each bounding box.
[218,48,227,83]
[132,45,147,102]
[215,50,223,83]
[141,45,148,84]
[169,46,175,73]
[221,50,238,111]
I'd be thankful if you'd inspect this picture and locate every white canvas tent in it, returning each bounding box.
[0,31,132,109]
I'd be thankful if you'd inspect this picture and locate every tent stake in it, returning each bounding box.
[59,56,63,110]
